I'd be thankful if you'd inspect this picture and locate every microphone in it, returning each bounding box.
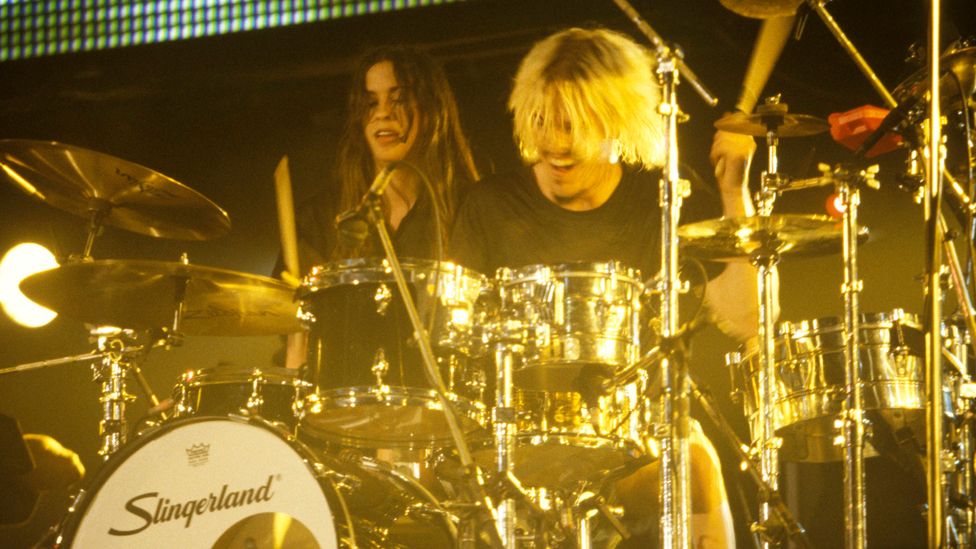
[335,162,399,245]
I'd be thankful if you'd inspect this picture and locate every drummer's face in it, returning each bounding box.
[531,111,619,209]
[364,61,420,171]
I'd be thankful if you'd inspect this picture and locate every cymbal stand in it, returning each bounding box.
[81,198,111,259]
[362,198,503,549]
[836,166,879,549]
[750,103,787,549]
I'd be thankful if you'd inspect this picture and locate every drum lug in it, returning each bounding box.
[374,283,393,316]
[372,348,390,387]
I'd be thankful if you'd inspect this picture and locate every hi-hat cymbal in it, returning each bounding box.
[715,111,829,137]
[20,260,301,336]
[679,214,869,261]
[0,139,231,240]
[719,0,803,18]
[893,46,976,108]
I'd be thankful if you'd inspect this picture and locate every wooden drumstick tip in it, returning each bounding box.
[274,155,300,282]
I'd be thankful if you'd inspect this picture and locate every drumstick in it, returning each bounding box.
[735,15,795,114]
[274,155,301,287]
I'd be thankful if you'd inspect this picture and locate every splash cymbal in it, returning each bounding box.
[715,111,829,137]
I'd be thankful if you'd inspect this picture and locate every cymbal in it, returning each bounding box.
[679,214,869,261]
[719,0,803,18]
[0,140,231,240]
[893,47,976,108]
[715,111,829,137]
[20,260,301,336]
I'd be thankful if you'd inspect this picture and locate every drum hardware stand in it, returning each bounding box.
[653,43,694,549]
[836,165,876,549]
[360,197,504,549]
[924,3,947,544]
[687,375,812,548]
[803,0,897,110]
[773,163,881,549]
[747,97,792,549]
[490,321,521,547]
[800,3,952,539]
[80,198,111,259]
[608,4,718,544]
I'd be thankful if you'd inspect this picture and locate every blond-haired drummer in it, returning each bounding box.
[451,27,764,547]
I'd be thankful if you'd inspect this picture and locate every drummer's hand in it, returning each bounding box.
[710,126,755,194]
[710,125,756,217]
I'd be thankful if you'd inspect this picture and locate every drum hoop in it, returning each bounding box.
[56,415,351,546]
[498,260,643,286]
[179,366,308,386]
[310,386,487,417]
[300,257,486,295]
[790,309,921,335]
[515,431,643,450]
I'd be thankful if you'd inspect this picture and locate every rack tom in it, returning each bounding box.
[297,258,489,449]
[497,261,643,391]
[727,310,962,462]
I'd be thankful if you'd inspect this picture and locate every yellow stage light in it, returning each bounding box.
[0,243,58,328]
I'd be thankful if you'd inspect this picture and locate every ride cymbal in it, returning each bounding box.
[0,139,231,241]
[893,46,976,109]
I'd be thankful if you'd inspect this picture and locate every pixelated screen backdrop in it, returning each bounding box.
[1,0,469,61]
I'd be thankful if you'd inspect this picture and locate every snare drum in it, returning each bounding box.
[172,366,310,428]
[497,262,643,391]
[297,258,489,449]
[728,310,937,462]
[54,416,454,548]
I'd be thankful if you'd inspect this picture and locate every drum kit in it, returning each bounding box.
[0,6,974,549]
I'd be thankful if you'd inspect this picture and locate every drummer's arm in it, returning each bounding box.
[702,129,778,342]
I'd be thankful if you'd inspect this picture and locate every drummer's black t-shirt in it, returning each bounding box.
[449,165,722,279]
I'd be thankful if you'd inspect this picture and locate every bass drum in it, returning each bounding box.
[54,416,454,548]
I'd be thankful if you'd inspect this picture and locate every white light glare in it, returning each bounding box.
[0,243,58,328]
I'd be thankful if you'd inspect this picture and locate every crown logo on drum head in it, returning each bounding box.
[186,443,211,467]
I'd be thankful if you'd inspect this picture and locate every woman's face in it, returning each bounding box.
[363,60,420,171]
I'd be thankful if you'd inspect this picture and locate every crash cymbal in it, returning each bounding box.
[719,0,803,18]
[20,260,300,336]
[893,46,976,108]
[715,110,829,137]
[0,140,231,240]
[679,214,869,261]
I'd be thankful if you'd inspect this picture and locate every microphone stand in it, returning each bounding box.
[361,197,503,548]
[607,5,721,543]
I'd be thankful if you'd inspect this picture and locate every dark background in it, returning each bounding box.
[0,0,973,546]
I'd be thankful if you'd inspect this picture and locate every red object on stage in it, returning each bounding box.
[828,105,903,158]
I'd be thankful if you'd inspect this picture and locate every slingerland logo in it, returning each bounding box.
[107,475,277,536]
